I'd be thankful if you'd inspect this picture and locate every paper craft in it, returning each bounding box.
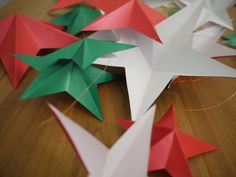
[224,33,236,47]
[51,5,101,35]
[14,39,135,120]
[49,104,155,177]
[179,0,235,30]
[50,0,100,11]
[51,0,130,13]
[193,25,236,57]
[82,0,166,42]
[0,13,78,88]
[94,0,236,120]
[118,105,217,177]
[41,21,64,30]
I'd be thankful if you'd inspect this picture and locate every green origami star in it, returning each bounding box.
[51,5,101,35]
[224,33,236,47]
[14,38,135,121]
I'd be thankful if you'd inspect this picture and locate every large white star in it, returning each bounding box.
[94,0,236,120]
[179,0,235,30]
[49,104,155,177]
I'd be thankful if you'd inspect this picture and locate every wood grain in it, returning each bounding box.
[0,1,236,177]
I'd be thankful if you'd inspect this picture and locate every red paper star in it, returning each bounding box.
[50,0,127,12]
[82,0,166,42]
[50,0,99,11]
[0,13,78,88]
[118,105,217,177]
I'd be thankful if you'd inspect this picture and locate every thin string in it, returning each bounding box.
[175,90,236,112]
[62,64,108,113]
[174,77,204,84]
[174,55,235,84]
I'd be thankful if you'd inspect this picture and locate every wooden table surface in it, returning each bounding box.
[0,1,236,177]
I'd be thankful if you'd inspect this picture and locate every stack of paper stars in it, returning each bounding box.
[0,0,236,177]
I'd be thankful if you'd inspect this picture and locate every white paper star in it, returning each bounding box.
[49,104,155,177]
[94,0,236,120]
[179,0,235,30]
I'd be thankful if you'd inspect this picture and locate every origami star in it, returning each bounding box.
[50,0,130,13]
[82,0,166,42]
[49,104,155,177]
[223,33,236,47]
[51,5,101,35]
[94,0,236,120]
[14,39,135,120]
[50,0,99,11]
[0,13,78,88]
[179,0,235,30]
[118,105,217,177]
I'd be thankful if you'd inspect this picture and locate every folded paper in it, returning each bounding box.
[51,5,101,35]
[51,0,134,13]
[49,104,155,177]
[179,0,235,30]
[193,25,236,57]
[50,0,99,11]
[82,0,166,42]
[0,13,78,88]
[118,105,217,177]
[14,39,135,120]
[224,33,236,47]
[94,0,236,120]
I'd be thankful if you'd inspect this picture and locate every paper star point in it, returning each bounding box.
[224,33,236,47]
[0,13,78,88]
[50,0,98,11]
[179,0,235,30]
[82,0,166,42]
[49,104,155,177]
[14,38,135,120]
[193,25,236,58]
[118,105,217,177]
[51,5,102,35]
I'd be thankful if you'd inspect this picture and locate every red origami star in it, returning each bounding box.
[118,105,217,177]
[50,0,126,12]
[0,13,78,88]
[82,0,166,42]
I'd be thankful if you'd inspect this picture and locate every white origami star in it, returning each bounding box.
[49,104,155,177]
[179,0,235,30]
[94,0,236,120]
